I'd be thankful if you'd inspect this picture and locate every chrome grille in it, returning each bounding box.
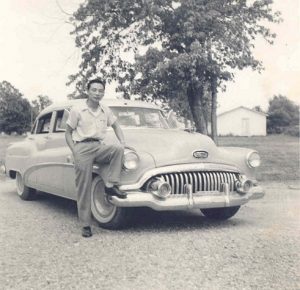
[156,171,239,194]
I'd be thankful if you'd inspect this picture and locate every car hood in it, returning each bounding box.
[108,128,231,167]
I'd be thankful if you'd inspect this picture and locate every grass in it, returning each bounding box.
[0,134,299,181]
[218,135,300,181]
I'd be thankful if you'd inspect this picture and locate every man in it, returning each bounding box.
[65,79,127,238]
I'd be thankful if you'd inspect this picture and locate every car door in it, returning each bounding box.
[34,110,68,197]
[43,108,77,200]
[24,112,54,188]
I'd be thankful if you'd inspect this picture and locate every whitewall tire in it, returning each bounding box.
[91,176,131,229]
[16,172,37,200]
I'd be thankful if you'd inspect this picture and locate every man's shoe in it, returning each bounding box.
[105,186,127,199]
[82,226,92,238]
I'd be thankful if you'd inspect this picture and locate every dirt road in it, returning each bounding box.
[0,179,299,290]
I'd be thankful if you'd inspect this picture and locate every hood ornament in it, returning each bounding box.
[193,150,208,159]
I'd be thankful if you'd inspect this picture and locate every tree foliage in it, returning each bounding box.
[0,81,31,134]
[31,95,53,121]
[69,0,280,137]
[267,95,299,134]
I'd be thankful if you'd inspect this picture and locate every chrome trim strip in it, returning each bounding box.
[216,172,221,191]
[164,174,170,191]
[183,173,188,192]
[212,172,217,191]
[190,173,194,192]
[193,172,198,192]
[206,172,210,191]
[209,172,214,191]
[170,174,175,195]
[203,172,207,191]
[197,172,202,191]
[179,173,184,195]
[229,173,234,192]
[175,174,180,195]
[226,173,230,191]
[229,173,233,186]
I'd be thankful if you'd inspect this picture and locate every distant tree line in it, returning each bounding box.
[267,95,299,136]
[0,81,52,134]
[0,81,298,136]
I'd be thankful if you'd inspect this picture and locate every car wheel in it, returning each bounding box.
[200,206,240,220]
[91,176,131,230]
[16,172,37,200]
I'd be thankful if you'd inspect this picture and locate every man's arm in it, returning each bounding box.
[65,125,75,153]
[111,121,125,146]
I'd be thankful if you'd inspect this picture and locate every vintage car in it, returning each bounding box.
[4,99,264,229]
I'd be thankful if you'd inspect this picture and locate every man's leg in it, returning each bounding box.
[94,144,126,198]
[94,143,124,186]
[74,143,94,231]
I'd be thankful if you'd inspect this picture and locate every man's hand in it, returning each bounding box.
[112,121,136,151]
[124,144,136,151]
[65,125,76,154]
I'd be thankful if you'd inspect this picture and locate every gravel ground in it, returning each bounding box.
[0,179,299,290]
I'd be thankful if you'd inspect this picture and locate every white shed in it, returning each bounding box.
[217,106,267,136]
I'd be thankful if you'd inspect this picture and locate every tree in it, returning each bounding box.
[253,105,264,113]
[267,95,299,134]
[0,81,31,134]
[69,0,280,140]
[31,95,53,122]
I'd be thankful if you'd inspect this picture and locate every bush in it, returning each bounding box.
[284,125,300,137]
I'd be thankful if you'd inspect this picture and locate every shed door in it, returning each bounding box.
[242,118,250,136]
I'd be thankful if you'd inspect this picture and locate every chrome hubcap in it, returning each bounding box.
[92,178,116,223]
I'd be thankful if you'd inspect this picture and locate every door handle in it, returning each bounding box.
[67,155,74,164]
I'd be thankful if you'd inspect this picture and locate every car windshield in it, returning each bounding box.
[110,106,169,129]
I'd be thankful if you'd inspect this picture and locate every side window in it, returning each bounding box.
[54,109,70,132]
[36,113,52,134]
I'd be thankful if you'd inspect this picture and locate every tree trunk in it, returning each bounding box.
[210,77,218,144]
[187,85,208,135]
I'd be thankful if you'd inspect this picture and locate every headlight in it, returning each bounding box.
[123,150,139,170]
[247,151,261,168]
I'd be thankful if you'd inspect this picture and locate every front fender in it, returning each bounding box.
[218,147,258,180]
[93,150,156,186]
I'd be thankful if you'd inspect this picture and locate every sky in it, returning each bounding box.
[0,0,299,113]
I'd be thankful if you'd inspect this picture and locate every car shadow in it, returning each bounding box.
[34,191,78,217]
[33,192,248,232]
[124,207,248,232]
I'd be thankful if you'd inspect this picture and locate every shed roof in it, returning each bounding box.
[218,106,268,117]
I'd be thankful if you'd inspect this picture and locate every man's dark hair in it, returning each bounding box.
[87,79,106,90]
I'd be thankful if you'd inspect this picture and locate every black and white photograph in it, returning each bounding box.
[0,0,299,289]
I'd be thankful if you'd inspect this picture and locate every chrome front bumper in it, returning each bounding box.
[110,185,265,211]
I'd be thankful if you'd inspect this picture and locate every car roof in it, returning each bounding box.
[39,98,162,116]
